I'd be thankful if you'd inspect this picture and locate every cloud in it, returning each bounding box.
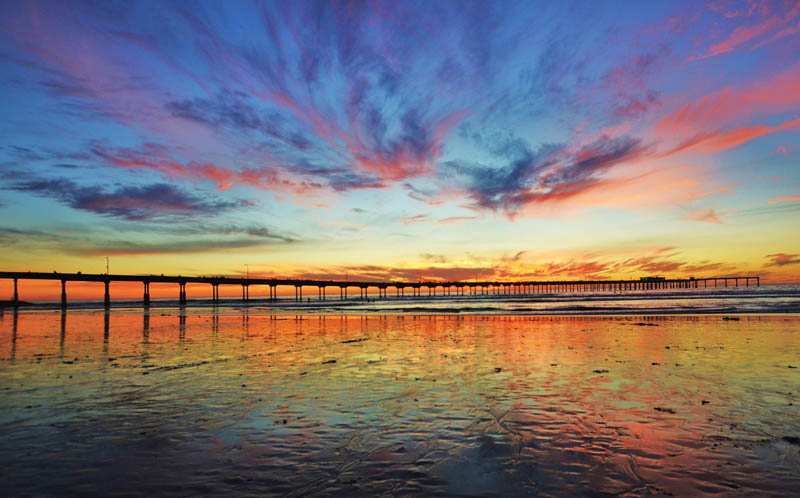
[444,135,649,214]
[2,1,477,196]
[687,208,723,224]
[768,194,800,204]
[701,17,781,58]
[222,226,293,242]
[293,264,497,283]
[119,222,299,242]
[166,92,314,151]
[289,244,742,282]
[420,253,449,264]
[91,142,382,194]
[399,213,430,225]
[655,66,800,135]
[2,145,92,163]
[680,261,726,273]
[0,226,68,246]
[766,253,800,267]
[602,48,668,119]
[5,176,250,221]
[68,238,291,256]
[177,224,297,243]
[0,0,797,233]
[692,3,800,60]
[437,215,478,224]
[0,221,297,257]
[404,183,446,205]
[612,254,683,274]
[540,260,611,278]
[348,108,468,181]
[660,118,800,157]
[649,66,800,161]
[613,92,660,119]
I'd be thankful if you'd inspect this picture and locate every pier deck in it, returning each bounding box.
[0,271,760,307]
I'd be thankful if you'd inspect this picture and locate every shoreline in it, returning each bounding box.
[2,306,799,317]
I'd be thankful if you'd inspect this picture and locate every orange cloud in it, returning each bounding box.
[766,253,800,267]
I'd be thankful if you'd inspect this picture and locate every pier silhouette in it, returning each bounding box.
[0,271,760,308]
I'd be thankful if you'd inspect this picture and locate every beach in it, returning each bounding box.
[1,308,799,496]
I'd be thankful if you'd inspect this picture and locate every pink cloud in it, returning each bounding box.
[768,194,800,204]
[348,109,468,182]
[2,1,217,146]
[656,66,800,136]
[704,16,781,58]
[660,117,800,157]
[92,144,328,196]
[692,3,800,60]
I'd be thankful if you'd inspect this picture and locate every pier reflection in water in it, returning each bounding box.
[0,309,799,496]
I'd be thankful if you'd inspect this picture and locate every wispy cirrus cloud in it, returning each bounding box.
[399,213,430,225]
[0,221,298,258]
[5,176,250,221]
[166,92,313,151]
[1,1,477,195]
[437,215,478,225]
[692,2,800,60]
[68,237,292,257]
[654,65,800,138]
[291,264,497,283]
[656,117,800,158]
[0,0,798,264]
[287,244,744,283]
[94,141,392,195]
[0,226,66,246]
[442,135,650,215]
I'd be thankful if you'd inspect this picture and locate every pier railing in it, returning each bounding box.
[0,271,760,308]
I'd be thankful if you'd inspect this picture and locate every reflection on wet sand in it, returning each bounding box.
[0,310,799,496]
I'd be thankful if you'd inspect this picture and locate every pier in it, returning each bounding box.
[0,271,760,308]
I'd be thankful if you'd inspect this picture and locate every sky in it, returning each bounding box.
[1,0,799,298]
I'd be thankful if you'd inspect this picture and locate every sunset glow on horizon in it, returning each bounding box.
[2,0,800,300]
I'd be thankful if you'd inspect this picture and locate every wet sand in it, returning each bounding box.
[1,309,799,496]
